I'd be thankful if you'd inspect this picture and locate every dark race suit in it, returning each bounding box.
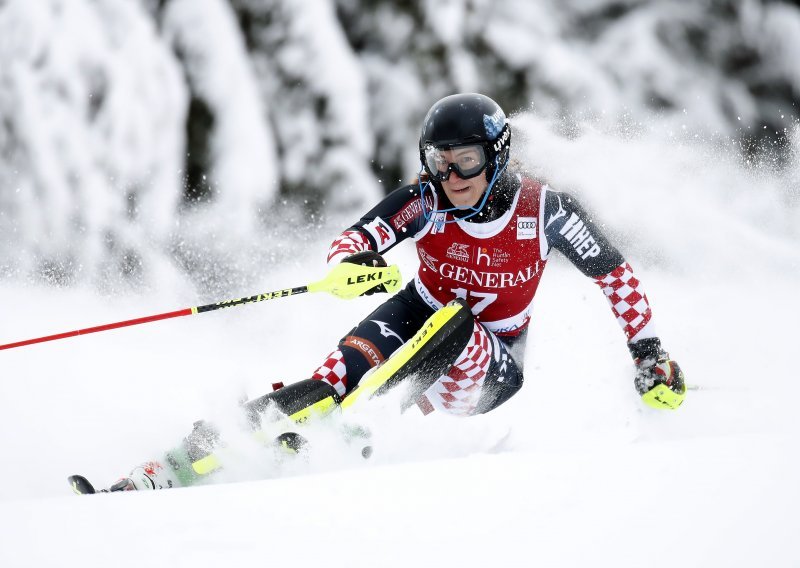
[315,173,657,415]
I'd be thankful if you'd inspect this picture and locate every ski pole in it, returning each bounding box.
[0,263,401,351]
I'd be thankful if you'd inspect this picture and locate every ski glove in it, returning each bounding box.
[629,337,686,410]
[342,250,389,295]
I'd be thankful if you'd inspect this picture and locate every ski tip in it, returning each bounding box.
[67,474,97,495]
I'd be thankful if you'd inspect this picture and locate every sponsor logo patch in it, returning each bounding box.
[559,213,602,260]
[343,336,384,368]
[439,263,538,288]
[446,243,470,262]
[474,246,511,267]
[492,126,510,152]
[431,212,447,234]
[545,194,567,229]
[419,249,439,273]
[370,320,403,344]
[391,196,432,231]
[490,248,510,266]
[483,108,505,138]
[475,246,491,267]
[363,217,396,252]
[517,217,537,240]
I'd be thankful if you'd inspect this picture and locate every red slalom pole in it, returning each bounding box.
[0,308,195,351]
[0,262,403,352]
[0,286,308,352]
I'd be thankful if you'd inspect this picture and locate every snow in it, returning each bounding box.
[1,1,799,566]
[2,436,795,568]
[0,0,186,281]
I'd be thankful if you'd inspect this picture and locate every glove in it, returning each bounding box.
[341,250,388,295]
[628,337,686,410]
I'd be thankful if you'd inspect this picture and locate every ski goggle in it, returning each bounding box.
[419,154,508,224]
[422,143,488,181]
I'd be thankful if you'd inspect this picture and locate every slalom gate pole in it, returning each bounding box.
[0,263,401,352]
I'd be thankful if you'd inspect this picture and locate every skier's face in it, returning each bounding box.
[436,147,489,208]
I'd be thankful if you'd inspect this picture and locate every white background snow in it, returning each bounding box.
[1,0,800,567]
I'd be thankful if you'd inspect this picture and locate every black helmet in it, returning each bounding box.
[419,93,511,185]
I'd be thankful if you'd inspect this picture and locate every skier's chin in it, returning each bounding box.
[445,189,480,209]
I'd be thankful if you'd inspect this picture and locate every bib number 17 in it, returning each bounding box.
[451,288,497,315]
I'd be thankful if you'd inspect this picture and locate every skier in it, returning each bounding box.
[81,93,685,494]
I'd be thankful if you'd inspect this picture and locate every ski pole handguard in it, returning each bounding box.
[307,262,401,299]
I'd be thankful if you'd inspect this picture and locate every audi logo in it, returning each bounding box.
[517,221,536,229]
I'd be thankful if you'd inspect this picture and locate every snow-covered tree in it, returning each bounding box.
[0,0,185,286]
[1,0,798,287]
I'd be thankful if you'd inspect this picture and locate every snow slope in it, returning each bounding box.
[1,120,798,567]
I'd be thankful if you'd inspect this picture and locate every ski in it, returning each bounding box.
[68,474,101,495]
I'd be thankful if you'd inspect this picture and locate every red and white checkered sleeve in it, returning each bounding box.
[326,229,372,266]
[593,262,657,343]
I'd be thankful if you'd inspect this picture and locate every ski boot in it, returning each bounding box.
[108,461,182,491]
[67,460,181,495]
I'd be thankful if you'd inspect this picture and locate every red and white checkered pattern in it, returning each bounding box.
[311,348,347,397]
[326,230,371,266]
[593,262,652,341]
[424,322,493,416]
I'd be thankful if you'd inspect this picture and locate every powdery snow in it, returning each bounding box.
[0,1,799,564]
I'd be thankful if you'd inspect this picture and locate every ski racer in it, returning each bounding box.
[86,93,685,494]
